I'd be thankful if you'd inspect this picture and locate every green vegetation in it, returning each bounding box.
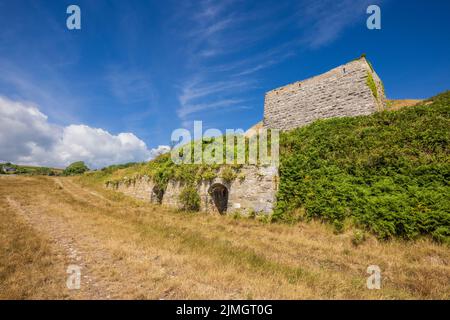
[100,155,241,192]
[0,162,62,176]
[93,143,246,191]
[179,185,201,211]
[357,54,384,98]
[88,130,278,191]
[366,71,378,100]
[62,161,89,176]
[351,230,367,247]
[360,54,375,73]
[100,162,140,174]
[275,91,450,243]
[220,166,237,183]
[354,54,383,100]
[82,91,450,244]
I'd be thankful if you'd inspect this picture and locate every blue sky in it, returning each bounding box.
[0,0,449,168]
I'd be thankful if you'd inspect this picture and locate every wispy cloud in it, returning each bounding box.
[171,0,376,124]
[0,2,84,125]
[0,0,390,164]
[105,66,156,106]
[296,0,376,48]
[177,98,246,118]
[179,78,255,105]
[193,0,233,21]
[172,0,284,122]
[0,58,83,125]
[234,51,297,77]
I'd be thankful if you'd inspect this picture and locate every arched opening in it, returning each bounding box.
[208,183,228,214]
[151,185,164,204]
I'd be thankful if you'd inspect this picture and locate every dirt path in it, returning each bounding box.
[2,176,233,299]
[1,176,449,299]
[5,196,111,299]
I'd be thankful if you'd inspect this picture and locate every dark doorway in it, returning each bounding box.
[209,183,228,214]
[152,185,164,204]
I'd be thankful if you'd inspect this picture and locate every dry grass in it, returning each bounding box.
[387,99,424,110]
[0,180,68,299]
[0,175,449,299]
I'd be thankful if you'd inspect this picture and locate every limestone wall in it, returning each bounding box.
[113,175,154,201]
[106,165,278,215]
[263,57,386,131]
[106,57,386,215]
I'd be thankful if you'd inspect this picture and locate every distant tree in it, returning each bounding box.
[34,167,52,176]
[63,161,90,176]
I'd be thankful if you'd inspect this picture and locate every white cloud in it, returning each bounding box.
[0,96,169,169]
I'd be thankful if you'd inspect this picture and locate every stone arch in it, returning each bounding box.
[151,185,164,204]
[208,183,229,214]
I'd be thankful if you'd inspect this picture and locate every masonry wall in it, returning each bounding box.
[263,57,386,131]
[106,165,278,215]
[112,175,156,202]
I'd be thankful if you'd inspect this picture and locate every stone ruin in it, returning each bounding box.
[107,165,278,215]
[263,56,386,131]
[108,56,386,215]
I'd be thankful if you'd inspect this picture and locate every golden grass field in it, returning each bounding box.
[386,99,424,110]
[0,175,449,299]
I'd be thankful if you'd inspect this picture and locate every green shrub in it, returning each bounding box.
[333,220,344,234]
[220,166,237,183]
[256,214,272,224]
[352,230,367,246]
[200,168,217,181]
[432,227,450,245]
[34,167,52,176]
[179,185,201,211]
[232,211,242,220]
[63,161,89,176]
[274,91,450,242]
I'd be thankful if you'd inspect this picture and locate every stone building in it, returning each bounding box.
[107,165,278,215]
[107,56,386,215]
[263,56,386,131]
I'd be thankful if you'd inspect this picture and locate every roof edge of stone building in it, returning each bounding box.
[265,56,374,97]
[262,55,386,131]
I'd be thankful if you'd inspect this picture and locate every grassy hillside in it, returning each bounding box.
[275,91,450,243]
[387,99,424,110]
[0,163,63,176]
[83,91,450,243]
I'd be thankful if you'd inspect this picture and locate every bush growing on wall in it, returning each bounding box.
[179,185,201,211]
[366,71,378,100]
[220,166,237,183]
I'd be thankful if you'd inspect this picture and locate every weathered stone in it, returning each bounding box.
[107,57,386,215]
[106,165,278,216]
[263,57,385,131]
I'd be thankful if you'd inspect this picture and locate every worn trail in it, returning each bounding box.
[0,176,449,299]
